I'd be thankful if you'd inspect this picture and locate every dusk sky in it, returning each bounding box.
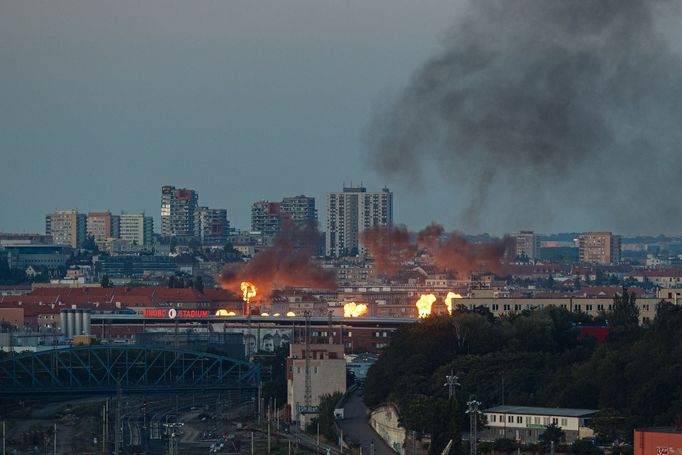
[2,1,681,235]
[1,0,462,234]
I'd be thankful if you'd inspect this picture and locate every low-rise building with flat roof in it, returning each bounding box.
[481,405,597,444]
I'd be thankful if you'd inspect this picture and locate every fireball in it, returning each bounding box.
[215,309,237,316]
[286,311,296,317]
[343,302,368,318]
[416,294,437,318]
[260,312,270,317]
[240,281,257,303]
[444,292,463,315]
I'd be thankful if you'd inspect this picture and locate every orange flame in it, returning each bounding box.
[444,292,463,315]
[416,294,437,318]
[343,302,368,318]
[240,281,257,303]
[286,311,296,317]
[215,309,237,316]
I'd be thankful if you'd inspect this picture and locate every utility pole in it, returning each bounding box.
[115,377,122,455]
[466,398,482,455]
[316,420,320,454]
[53,423,57,455]
[304,310,312,409]
[444,371,460,400]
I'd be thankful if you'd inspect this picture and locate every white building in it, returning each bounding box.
[287,343,346,428]
[119,213,153,246]
[325,186,393,258]
[481,405,597,444]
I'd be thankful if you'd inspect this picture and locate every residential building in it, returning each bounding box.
[514,231,540,261]
[119,213,153,246]
[251,201,282,240]
[287,343,346,428]
[160,186,199,237]
[86,212,114,249]
[481,405,597,444]
[45,210,86,248]
[325,186,393,257]
[579,232,621,265]
[280,195,317,227]
[196,207,229,246]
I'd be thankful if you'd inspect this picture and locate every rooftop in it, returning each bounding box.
[483,406,598,418]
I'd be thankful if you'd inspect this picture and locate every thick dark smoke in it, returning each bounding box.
[217,225,336,299]
[366,0,682,233]
[361,223,512,279]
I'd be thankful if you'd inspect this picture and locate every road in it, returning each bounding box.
[338,388,396,455]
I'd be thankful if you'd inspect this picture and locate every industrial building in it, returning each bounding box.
[634,427,682,455]
[286,342,346,428]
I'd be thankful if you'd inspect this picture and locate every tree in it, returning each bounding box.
[541,423,564,445]
[429,398,462,455]
[193,276,204,292]
[82,235,99,253]
[100,274,112,288]
[609,287,639,328]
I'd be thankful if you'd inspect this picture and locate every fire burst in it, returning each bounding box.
[416,294,437,318]
[343,302,368,318]
[215,309,237,316]
[240,281,257,303]
[444,292,463,315]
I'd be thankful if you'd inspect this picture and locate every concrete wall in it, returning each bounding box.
[369,404,406,454]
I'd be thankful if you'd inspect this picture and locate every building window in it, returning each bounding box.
[561,418,567,427]
[517,416,522,424]
[534,417,540,425]
[503,304,510,311]
[544,417,550,425]
[525,417,531,425]
[492,304,499,311]
[491,415,496,423]
[508,415,514,423]
[552,418,558,425]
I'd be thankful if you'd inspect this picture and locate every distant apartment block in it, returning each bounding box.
[86,212,114,249]
[325,186,393,257]
[119,213,153,246]
[514,231,540,260]
[45,210,86,248]
[579,232,621,265]
[252,195,318,243]
[160,186,199,237]
[196,207,229,245]
[251,201,282,239]
[281,195,317,227]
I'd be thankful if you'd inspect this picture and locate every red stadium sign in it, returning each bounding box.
[143,309,209,319]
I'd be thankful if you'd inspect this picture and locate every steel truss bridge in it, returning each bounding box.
[0,344,260,396]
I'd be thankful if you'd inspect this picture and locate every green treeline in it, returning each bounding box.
[364,295,682,453]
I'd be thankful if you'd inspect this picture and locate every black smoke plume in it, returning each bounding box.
[366,0,682,233]
[361,223,512,278]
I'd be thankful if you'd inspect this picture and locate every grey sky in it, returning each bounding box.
[2,1,681,235]
[1,0,463,233]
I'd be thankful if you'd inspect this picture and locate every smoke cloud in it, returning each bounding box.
[366,0,682,233]
[217,225,336,299]
[361,223,511,278]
